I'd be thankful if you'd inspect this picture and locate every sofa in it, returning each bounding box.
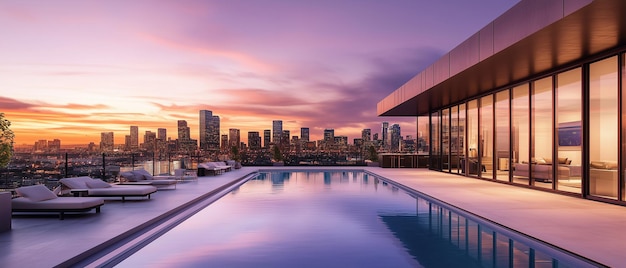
[589,161,618,197]
[513,157,571,182]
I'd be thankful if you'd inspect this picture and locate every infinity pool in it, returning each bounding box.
[115,171,597,267]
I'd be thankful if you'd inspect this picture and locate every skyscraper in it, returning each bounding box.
[143,131,156,151]
[176,120,197,152]
[100,132,114,152]
[221,134,228,150]
[301,127,310,142]
[263,129,271,149]
[229,128,240,149]
[130,126,139,150]
[323,129,334,142]
[390,124,401,152]
[272,120,282,144]
[281,130,290,149]
[157,128,167,141]
[248,131,261,150]
[362,129,371,141]
[381,122,389,149]
[177,120,190,140]
[200,110,220,151]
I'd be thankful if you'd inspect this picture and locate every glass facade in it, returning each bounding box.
[589,56,618,199]
[556,68,582,194]
[495,90,510,182]
[427,52,626,205]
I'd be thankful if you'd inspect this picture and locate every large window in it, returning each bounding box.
[622,53,626,201]
[451,106,461,174]
[532,77,554,189]
[480,95,494,179]
[495,90,510,181]
[466,100,479,176]
[442,108,450,172]
[556,68,582,194]
[512,85,530,185]
[458,103,466,174]
[430,111,441,170]
[589,57,618,199]
[417,116,430,155]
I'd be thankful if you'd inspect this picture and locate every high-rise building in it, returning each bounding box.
[300,127,310,142]
[100,132,114,152]
[390,124,401,152]
[130,126,139,150]
[125,135,131,150]
[248,131,261,150]
[323,129,334,142]
[281,130,290,149]
[272,120,282,144]
[221,135,228,150]
[177,120,190,140]
[381,122,389,149]
[157,128,167,141]
[142,131,156,151]
[263,129,271,149]
[200,110,220,151]
[176,120,197,152]
[362,129,371,141]
[48,139,61,152]
[34,140,47,151]
[229,128,240,149]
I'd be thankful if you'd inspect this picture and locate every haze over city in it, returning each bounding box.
[0,0,519,145]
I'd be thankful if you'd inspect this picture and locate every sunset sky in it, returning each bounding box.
[0,0,519,146]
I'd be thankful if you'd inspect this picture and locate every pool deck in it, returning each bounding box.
[1,166,624,267]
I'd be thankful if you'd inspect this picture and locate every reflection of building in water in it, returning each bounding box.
[379,194,596,267]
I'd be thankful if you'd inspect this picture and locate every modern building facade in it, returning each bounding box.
[100,132,114,151]
[377,0,626,205]
[130,126,139,150]
[272,120,282,144]
[199,110,220,151]
[300,127,310,142]
[248,131,261,150]
[229,128,240,149]
[263,129,271,149]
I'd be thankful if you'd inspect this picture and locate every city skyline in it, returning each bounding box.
[20,116,410,149]
[0,0,519,145]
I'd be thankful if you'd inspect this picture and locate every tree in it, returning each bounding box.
[367,146,378,162]
[0,113,15,168]
[272,145,283,162]
[230,146,240,162]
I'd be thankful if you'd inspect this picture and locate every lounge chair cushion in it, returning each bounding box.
[120,171,139,182]
[12,196,104,210]
[87,185,156,196]
[86,179,112,189]
[59,176,92,189]
[16,185,58,202]
[132,169,154,180]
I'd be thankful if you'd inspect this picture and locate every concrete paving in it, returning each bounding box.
[0,167,624,267]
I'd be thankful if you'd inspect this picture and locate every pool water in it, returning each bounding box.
[116,171,597,267]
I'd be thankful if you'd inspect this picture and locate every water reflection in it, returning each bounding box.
[117,171,598,268]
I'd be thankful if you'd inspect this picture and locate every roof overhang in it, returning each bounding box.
[378,0,626,116]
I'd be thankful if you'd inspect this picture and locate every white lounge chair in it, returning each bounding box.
[212,161,232,172]
[119,169,178,189]
[174,169,197,181]
[60,176,157,202]
[12,184,104,220]
[198,162,228,175]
